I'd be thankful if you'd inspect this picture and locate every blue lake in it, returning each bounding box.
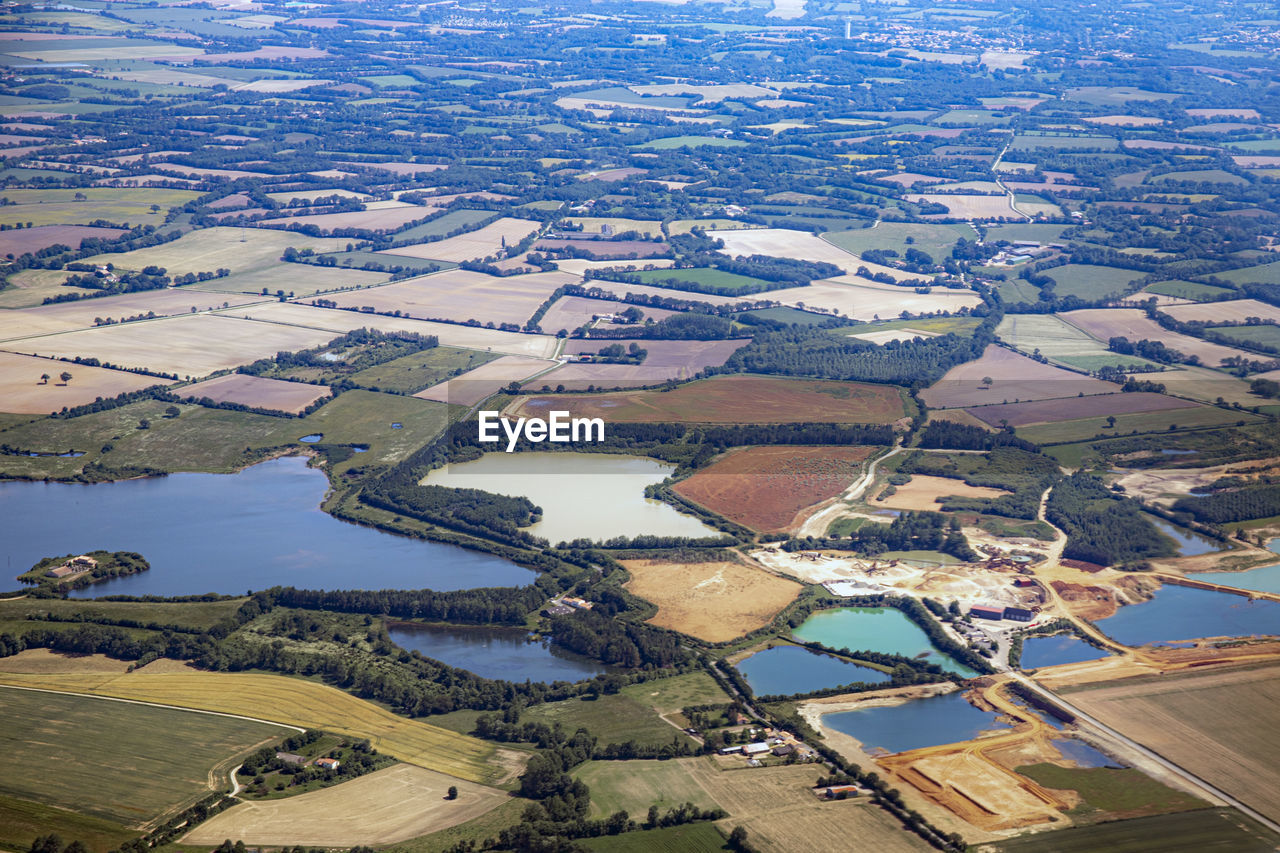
[1145,515,1221,557]
[1020,634,1108,669]
[1097,584,1280,646]
[823,691,1009,753]
[0,456,534,597]
[1192,538,1280,595]
[793,607,979,677]
[389,623,606,683]
[736,645,891,697]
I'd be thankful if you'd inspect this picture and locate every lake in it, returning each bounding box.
[1145,514,1221,557]
[388,622,607,683]
[793,607,980,677]
[823,691,1009,753]
[735,645,891,697]
[420,451,719,545]
[0,456,534,598]
[1020,633,1108,669]
[1192,539,1280,595]
[1097,584,1280,646]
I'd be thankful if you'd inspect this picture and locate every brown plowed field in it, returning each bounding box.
[510,375,907,424]
[623,558,802,642]
[921,345,1115,409]
[673,446,874,531]
[965,391,1197,428]
[182,373,331,414]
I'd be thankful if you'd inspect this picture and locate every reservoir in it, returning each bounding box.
[1097,584,1280,646]
[388,623,607,683]
[1192,539,1280,595]
[0,456,534,598]
[420,451,719,545]
[823,690,1009,753]
[793,607,980,677]
[736,645,891,697]
[1145,514,1221,557]
[1019,633,1108,669]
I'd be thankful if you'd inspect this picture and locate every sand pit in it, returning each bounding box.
[877,475,1012,511]
[378,218,541,263]
[0,351,163,413]
[921,345,1116,409]
[183,764,507,846]
[182,373,331,414]
[622,558,802,642]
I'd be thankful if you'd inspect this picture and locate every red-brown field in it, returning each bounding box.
[0,224,124,256]
[182,373,331,414]
[509,375,908,424]
[965,391,1197,427]
[673,445,876,531]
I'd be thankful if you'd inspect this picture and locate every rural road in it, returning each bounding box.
[796,444,905,538]
[228,764,245,797]
[991,139,1033,222]
[1009,673,1280,835]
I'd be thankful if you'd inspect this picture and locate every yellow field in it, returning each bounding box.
[0,351,161,414]
[81,227,351,277]
[762,278,980,321]
[379,217,541,262]
[0,666,520,785]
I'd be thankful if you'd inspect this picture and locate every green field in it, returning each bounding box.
[993,808,1280,853]
[1206,324,1280,349]
[1151,169,1248,186]
[306,249,454,274]
[0,794,138,853]
[1144,280,1237,301]
[0,597,244,637]
[347,346,501,394]
[637,136,747,150]
[361,74,419,87]
[1011,135,1120,151]
[823,221,976,260]
[1043,264,1144,300]
[620,670,729,715]
[0,686,289,827]
[580,822,729,852]
[82,227,350,278]
[574,759,718,818]
[391,208,496,243]
[631,267,770,292]
[995,276,1044,304]
[736,306,832,326]
[0,187,200,229]
[983,223,1071,244]
[521,693,699,750]
[1017,406,1258,445]
[1016,764,1204,820]
[996,314,1155,369]
[1211,261,1280,286]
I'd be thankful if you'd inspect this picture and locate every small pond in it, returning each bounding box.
[736,645,890,697]
[823,691,1009,753]
[389,623,607,683]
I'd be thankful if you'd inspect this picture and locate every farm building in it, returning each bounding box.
[824,785,862,799]
[1013,577,1037,588]
[772,744,795,757]
[276,752,306,766]
[560,596,594,610]
[1004,606,1034,622]
[542,603,574,617]
[743,742,772,756]
[314,757,340,770]
[69,555,98,570]
[44,565,75,579]
[969,605,1005,621]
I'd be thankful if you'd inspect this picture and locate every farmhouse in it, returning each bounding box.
[314,757,340,770]
[969,604,1005,621]
[45,555,97,579]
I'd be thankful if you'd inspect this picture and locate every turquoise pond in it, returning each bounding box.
[0,456,535,597]
[1097,584,1280,646]
[1020,634,1109,669]
[1191,539,1280,595]
[792,607,980,677]
[823,691,1009,753]
[735,645,891,697]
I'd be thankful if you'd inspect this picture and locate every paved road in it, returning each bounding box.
[1010,673,1280,835]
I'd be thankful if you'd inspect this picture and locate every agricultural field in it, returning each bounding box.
[1042,265,1145,301]
[511,375,908,424]
[0,187,199,229]
[0,224,123,256]
[378,217,541,262]
[349,346,500,396]
[709,228,931,283]
[15,314,337,378]
[416,354,556,406]
[81,227,351,277]
[1143,280,1236,302]
[1207,324,1280,349]
[585,281,760,307]
[536,295,676,334]
[255,203,433,234]
[574,758,719,818]
[227,302,560,359]
[965,392,1197,428]
[1016,404,1258,444]
[184,764,507,846]
[0,351,162,413]
[187,264,392,298]
[994,314,1162,371]
[315,268,576,327]
[823,221,977,260]
[992,809,1280,853]
[0,664,518,785]
[531,339,748,390]
[0,268,97,309]
[20,288,262,329]
[0,794,138,853]
[1060,308,1258,368]
[0,686,289,826]
[921,345,1116,409]
[390,208,499,243]
[180,373,331,414]
[622,558,803,642]
[1059,665,1280,824]
[1210,261,1280,286]
[579,823,730,853]
[629,266,772,292]
[1159,299,1280,325]
[1014,764,1204,822]
[520,693,699,751]
[673,445,875,532]
[908,193,1025,219]
[762,278,981,320]
[878,475,1012,511]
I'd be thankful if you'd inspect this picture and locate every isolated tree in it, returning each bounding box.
[39,373,49,384]
[1106,415,1117,428]
[446,785,458,800]
[58,371,71,385]
[981,376,993,386]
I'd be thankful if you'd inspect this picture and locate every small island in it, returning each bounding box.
[19,550,150,592]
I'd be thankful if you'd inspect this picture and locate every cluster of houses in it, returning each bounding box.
[718,729,816,767]
[275,752,340,771]
[44,555,97,579]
